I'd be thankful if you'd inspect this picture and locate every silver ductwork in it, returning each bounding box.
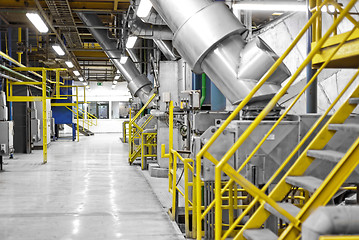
[153,39,178,61]
[302,206,359,240]
[138,7,167,26]
[130,17,173,41]
[150,0,291,104]
[77,13,154,105]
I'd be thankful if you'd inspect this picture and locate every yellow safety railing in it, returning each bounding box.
[7,67,67,164]
[192,1,359,239]
[128,93,157,164]
[65,105,97,132]
[319,236,359,240]
[122,121,130,143]
[161,101,250,238]
[141,131,157,170]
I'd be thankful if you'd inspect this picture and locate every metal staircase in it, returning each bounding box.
[193,1,359,239]
[241,88,359,239]
[66,123,94,136]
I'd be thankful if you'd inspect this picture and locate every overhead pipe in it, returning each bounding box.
[152,39,178,61]
[302,206,359,240]
[138,7,167,26]
[77,13,155,106]
[149,0,291,104]
[129,16,173,40]
[200,73,207,107]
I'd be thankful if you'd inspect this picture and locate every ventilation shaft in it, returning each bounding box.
[149,0,291,104]
[77,13,154,105]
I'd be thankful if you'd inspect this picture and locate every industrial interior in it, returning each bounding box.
[1,0,359,239]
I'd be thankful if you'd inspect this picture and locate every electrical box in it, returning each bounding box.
[180,90,201,110]
[0,121,14,155]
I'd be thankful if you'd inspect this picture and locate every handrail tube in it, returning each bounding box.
[195,1,330,238]
[216,3,357,238]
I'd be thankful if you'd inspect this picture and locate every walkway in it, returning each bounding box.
[0,134,184,240]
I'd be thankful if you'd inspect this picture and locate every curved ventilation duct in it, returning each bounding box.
[138,7,167,26]
[129,17,173,41]
[302,206,359,240]
[77,13,154,105]
[149,0,291,104]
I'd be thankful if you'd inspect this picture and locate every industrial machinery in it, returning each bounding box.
[30,102,41,145]
[33,100,52,148]
[0,91,14,170]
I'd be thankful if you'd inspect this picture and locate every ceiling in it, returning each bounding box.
[0,0,298,83]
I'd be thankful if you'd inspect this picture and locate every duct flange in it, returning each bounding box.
[172,2,247,73]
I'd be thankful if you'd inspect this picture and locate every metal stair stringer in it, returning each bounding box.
[238,81,359,239]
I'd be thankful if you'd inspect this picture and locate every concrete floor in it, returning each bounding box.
[0,134,185,240]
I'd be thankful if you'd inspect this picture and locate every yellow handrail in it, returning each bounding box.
[191,0,359,239]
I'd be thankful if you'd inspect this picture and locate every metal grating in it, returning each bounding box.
[45,0,83,48]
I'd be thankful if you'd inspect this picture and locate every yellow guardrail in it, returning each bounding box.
[128,93,157,164]
[122,121,130,143]
[6,67,67,164]
[141,131,157,170]
[188,1,359,239]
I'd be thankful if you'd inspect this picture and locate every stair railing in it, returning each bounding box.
[128,93,157,164]
[193,0,359,239]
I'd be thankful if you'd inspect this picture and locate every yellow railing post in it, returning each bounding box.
[42,69,47,164]
[76,87,79,142]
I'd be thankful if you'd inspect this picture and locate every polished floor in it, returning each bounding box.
[0,134,184,240]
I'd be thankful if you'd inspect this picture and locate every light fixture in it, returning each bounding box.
[113,80,118,85]
[65,61,74,68]
[233,2,307,12]
[26,13,49,33]
[137,0,153,18]
[114,75,120,80]
[126,36,138,48]
[120,56,128,64]
[78,77,84,82]
[73,71,80,76]
[83,82,87,86]
[52,44,65,56]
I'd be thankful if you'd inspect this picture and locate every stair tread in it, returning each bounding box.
[349,98,359,104]
[243,229,277,240]
[307,149,345,163]
[264,202,300,224]
[329,123,359,133]
[286,176,323,193]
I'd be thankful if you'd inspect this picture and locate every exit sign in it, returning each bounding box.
[97,82,102,86]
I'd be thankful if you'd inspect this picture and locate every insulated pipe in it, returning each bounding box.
[77,13,154,105]
[153,39,178,61]
[129,17,173,40]
[150,0,291,104]
[139,8,167,26]
[302,206,359,240]
[200,73,206,107]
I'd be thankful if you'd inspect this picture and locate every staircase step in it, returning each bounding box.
[264,202,300,224]
[329,123,359,133]
[286,176,323,193]
[307,150,345,163]
[349,98,359,104]
[243,229,277,240]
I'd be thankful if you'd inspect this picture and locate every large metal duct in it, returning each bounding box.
[77,13,154,105]
[302,206,359,240]
[138,7,167,26]
[129,17,173,40]
[153,39,178,61]
[149,0,291,104]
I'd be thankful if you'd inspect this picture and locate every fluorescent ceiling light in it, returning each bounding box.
[233,3,307,12]
[65,61,74,68]
[120,56,128,64]
[113,80,118,85]
[126,36,138,48]
[83,82,88,86]
[52,44,65,56]
[137,0,153,18]
[114,75,120,80]
[26,13,48,33]
[73,70,80,76]
[78,77,84,82]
